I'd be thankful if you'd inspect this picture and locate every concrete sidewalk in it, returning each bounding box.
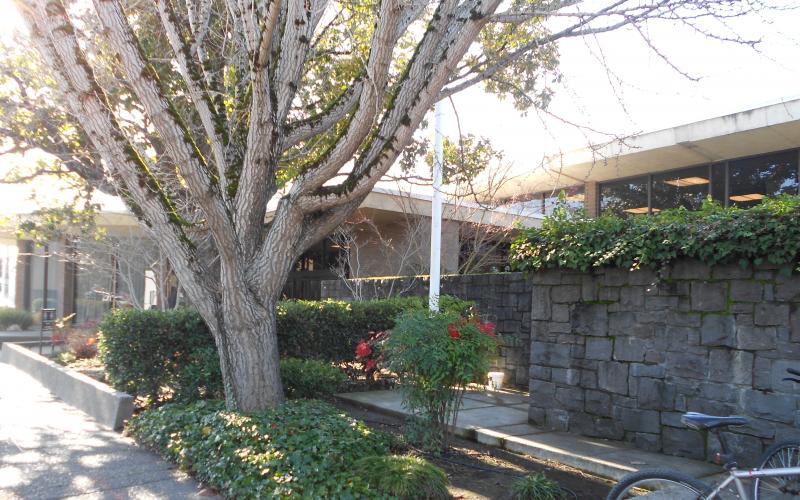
[0,361,215,499]
[337,389,720,482]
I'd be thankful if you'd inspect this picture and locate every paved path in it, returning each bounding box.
[0,362,215,499]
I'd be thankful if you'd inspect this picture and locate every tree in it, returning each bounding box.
[5,0,766,410]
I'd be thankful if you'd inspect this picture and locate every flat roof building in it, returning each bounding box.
[497,98,800,217]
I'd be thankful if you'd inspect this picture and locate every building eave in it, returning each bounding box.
[496,97,800,199]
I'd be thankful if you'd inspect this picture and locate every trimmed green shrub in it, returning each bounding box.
[511,472,564,500]
[0,307,33,330]
[511,195,800,273]
[353,455,450,500]
[277,295,472,362]
[127,399,410,499]
[385,309,499,449]
[99,296,471,405]
[98,308,221,404]
[280,358,347,399]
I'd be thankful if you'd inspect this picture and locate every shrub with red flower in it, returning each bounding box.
[355,340,371,358]
[385,308,501,450]
[354,330,387,383]
[447,323,460,339]
[477,321,497,337]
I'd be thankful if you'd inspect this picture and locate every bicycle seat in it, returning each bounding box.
[681,412,749,430]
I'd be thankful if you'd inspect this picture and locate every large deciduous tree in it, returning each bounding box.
[5,0,764,410]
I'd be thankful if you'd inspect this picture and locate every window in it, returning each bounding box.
[543,186,585,215]
[651,165,710,212]
[594,149,799,214]
[728,151,798,208]
[600,177,649,216]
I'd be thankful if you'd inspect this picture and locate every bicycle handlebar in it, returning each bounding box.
[782,367,800,384]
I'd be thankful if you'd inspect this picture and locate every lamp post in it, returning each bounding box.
[429,101,444,313]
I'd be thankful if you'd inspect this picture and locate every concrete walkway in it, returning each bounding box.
[0,361,215,499]
[337,389,720,483]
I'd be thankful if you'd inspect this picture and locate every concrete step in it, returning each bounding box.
[337,389,720,483]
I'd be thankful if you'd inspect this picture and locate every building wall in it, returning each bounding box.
[348,217,460,278]
[528,261,800,463]
[321,272,532,388]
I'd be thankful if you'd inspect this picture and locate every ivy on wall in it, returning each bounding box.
[510,195,800,273]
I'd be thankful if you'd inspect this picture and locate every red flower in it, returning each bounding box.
[355,340,371,358]
[447,323,460,339]
[478,321,497,337]
[365,359,377,371]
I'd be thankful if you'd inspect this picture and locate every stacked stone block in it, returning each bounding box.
[321,273,533,388]
[528,260,800,463]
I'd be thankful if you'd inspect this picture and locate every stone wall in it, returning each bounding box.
[321,273,532,388]
[529,260,800,463]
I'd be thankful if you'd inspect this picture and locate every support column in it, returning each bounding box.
[15,240,32,311]
[585,181,600,218]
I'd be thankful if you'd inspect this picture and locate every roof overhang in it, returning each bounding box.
[264,185,541,228]
[496,98,800,199]
[360,187,541,228]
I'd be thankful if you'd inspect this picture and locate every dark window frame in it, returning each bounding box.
[595,147,800,215]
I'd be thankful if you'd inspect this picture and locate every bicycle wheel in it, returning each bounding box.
[754,440,800,499]
[607,468,713,500]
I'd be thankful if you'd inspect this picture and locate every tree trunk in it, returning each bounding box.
[212,296,285,412]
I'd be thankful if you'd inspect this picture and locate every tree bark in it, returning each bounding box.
[212,296,285,412]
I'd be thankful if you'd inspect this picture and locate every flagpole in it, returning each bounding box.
[429,101,444,313]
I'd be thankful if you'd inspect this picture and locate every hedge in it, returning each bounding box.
[511,195,800,273]
[277,295,471,362]
[0,307,34,330]
[98,308,222,405]
[99,296,471,403]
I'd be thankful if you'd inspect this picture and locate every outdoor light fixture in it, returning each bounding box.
[729,193,766,202]
[663,176,710,187]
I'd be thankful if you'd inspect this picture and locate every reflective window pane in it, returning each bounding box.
[600,178,649,216]
[543,186,585,215]
[729,151,798,208]
[651,165,710,211]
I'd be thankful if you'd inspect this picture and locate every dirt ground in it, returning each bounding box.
[335,400,614,500]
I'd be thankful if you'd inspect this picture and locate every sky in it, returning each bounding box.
[446,3,800,176]
[1,1,799,215]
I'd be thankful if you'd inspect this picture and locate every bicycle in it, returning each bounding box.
[607,368,800,499]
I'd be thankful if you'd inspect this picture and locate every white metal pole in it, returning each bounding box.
[429,101,444,312]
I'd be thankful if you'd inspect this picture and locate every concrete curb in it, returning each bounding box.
[0,343,134,430]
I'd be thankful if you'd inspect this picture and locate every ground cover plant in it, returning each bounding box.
[127,399,448,499]
[352,455,450,500]
[511,472,564,500]
[511,195,800,273]
[0,307,33,330]
[385,309,499,450]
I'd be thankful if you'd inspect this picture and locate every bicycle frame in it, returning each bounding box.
[706,465,800,499]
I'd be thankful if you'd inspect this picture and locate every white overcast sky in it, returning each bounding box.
[446,3,800,176]
[1,1,799,215]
